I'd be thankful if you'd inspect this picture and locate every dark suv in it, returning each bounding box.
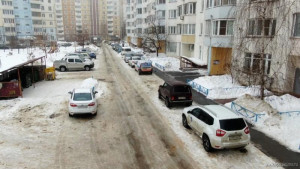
[158,81,193,108]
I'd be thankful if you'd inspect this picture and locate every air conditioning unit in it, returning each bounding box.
[180,16,184,20]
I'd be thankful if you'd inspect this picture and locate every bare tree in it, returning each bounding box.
[231,0,300,99]
[141,15,167,57]
[77,30,90,48]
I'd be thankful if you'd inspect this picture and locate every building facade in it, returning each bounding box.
[232,0,300,94]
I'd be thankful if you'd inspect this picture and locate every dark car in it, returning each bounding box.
[158,81,193,108]
[88,53,96,59]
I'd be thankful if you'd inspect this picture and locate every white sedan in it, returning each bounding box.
[68,88,98,117]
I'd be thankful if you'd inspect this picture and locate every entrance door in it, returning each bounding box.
[294,68,300,95]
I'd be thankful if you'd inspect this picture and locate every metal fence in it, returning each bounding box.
[187,79,210,96]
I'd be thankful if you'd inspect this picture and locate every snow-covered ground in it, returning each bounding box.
[110,47,282,169]
[0,44,99,72]
[189,75,272,99]
[225,94,300,153]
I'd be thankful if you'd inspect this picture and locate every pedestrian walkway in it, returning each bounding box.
[153,67,300,169]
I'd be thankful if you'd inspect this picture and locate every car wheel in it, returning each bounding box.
[158,92,162,99]
[69,113,73,117]
[93,112,97,116]
[203,135,213,152]
[60,66,66,72]
[85,66,90,71]
[182,115,190,129]
[165,97,171,108]
[138,70,141,75]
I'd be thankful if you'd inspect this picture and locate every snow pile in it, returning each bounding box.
[81,78,98,90]
[190,75,271,99]
[264,94,300,112]
[181,56,206,66]
[225,95,300,153]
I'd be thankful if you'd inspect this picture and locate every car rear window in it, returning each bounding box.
[173,85,190,93]
[125,48,131,51]
[73,93,92,101]
[219,118,246,131]
[141,62,152,67]
[132,57,141,60]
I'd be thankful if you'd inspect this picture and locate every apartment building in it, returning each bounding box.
[125,0,166,52]
[166,0,197,57]
[1,0,15,44]
[41,0,56,41]
[232,0,300,94]
[106,0,122,40]
[0,3,4,44]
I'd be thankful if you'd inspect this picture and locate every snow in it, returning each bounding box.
[225,95,300,153]
[189,75,272,99]
[264,94,300,112]
[109,47,282,168]
[181,56,206,66]
[0,44,99,72]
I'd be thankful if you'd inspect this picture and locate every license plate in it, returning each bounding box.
[229,136,241,141]
[78,105,87,108]
[142,68,151,71]
[178,97,186,100]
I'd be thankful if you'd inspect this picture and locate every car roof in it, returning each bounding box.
[202,105,240,120]
[165,80,188,86]
[74,88,92,93]
[122,47,131,49]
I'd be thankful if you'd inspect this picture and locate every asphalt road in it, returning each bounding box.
[153,67,300,169]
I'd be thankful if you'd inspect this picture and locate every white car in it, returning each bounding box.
[182,105,250,152]
[121,47,131,55]
[128,56,142,68]
[68,88,98,117]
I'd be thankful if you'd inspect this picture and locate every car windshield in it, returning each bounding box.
[132,57,141,60]
[219,118,246,131]
[73,93,92,101]
[173,85,190,93]
[141,62,152,67]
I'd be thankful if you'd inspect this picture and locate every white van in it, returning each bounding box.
[121,47,132,55]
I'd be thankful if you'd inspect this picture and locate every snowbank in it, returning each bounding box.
[81,78,98,91]
[265,94,300,112]
[189,75,271,99]
[225,95,300,153]
[0,44,100,72]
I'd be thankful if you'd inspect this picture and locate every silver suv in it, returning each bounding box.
[182,105,250,152]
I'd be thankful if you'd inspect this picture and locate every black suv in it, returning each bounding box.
[158,81,193,108]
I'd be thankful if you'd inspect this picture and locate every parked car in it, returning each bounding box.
[135,61,153,75]
[182,105,250,152]
[128,56,142,68]
[124,54,133,63]
[53,55,94,71]
[121,47,131,55]
[158,81,192,108]
[77,49,97,59]
[68,88,98,117]
[66,53,91,61]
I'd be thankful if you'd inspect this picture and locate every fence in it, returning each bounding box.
[231,102,265,123]
[277,111,300,116]
[187,79,210,96]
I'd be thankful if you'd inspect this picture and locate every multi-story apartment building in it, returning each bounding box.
[106,0,122,40]
[232,0,300,94]
[41,0,56,41]
[0,1,6,44]
[166,0,197,58]
[1,0,15,44]
[125,0,166,52]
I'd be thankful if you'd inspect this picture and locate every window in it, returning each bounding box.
[169,10,176,19]
[244,53,272,74]
[205,20,211,35]
[293,13,300,37]
[247,19,276,36]
[182,24,195,35]
[206,0,212,8]
[168,26,176,34]
[157,0,165,4]
[2,10,14,15]
[168,42,177,53]
[215,0,236,6]
[177,5,182,16]
[212,20,234,36]
[177,24,182,34]
[200,23,203,35]
[184,2,196,15]
[156,10,165,19]
[137,8,142,14]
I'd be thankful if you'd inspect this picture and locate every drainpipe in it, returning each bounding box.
[207,15,213,75]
